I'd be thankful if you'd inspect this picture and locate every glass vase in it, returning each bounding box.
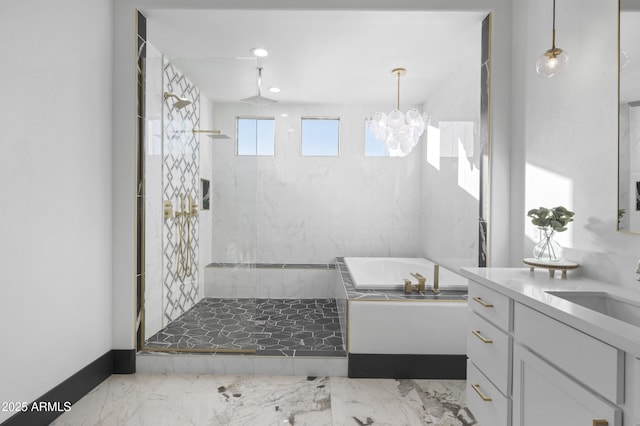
[533,228,562,262]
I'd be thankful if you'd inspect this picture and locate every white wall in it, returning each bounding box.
[0,0,113,422]
[209,103,423,263]
[512,0,640,287]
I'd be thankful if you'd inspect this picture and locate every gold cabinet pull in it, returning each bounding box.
[593,421,608,426]
[472,329,493,344]
[472,296,494,308]
[471,384,492,401]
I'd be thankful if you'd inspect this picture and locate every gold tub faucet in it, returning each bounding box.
[433,264,440,294]
[410,273,426,292]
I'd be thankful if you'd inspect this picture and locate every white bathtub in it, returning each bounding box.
[344,257,467,291]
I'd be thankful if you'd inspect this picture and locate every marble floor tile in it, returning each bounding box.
[51,374,476,426]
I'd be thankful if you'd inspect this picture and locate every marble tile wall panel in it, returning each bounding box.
[209,103,423,265]
[204,264,335,298]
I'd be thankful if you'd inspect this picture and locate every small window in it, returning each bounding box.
[237,117,275,156]
[364,120,389,157]
[301,117,339,156]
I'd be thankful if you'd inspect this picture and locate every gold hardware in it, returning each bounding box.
[163,200,173,219]
[593,421,608,426]
[192,129,222,135]
[411,273,426,292]
[188,194,198,217]
[404,279,413,294]
[391,68,407,110]
[472,329,493,344]
[472,296,494,308]
[471,384,492,401]
[433,264,440,294]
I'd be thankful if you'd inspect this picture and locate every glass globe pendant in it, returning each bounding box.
[536,0,569,78]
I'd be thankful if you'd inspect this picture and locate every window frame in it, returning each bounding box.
[235,116,276,156]
[300,116,341,157]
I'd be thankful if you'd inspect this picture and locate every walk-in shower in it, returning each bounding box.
[137,9,490,368]
[140,43,345,357]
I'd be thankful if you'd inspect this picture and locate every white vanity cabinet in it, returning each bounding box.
[512,303,622,426]
[466,279,626,426]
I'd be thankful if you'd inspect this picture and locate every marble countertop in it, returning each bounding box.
[460,267,640,357]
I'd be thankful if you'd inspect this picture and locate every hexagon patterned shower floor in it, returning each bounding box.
[144,298,345,356]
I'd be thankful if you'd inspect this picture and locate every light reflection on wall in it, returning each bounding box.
[426,124,440,170]
[525,163,574,248]
[457,139,479,200]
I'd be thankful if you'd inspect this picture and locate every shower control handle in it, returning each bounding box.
[188,194,198,216]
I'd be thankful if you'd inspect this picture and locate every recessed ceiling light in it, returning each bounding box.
[250,47,268,58]
[281,113,289,117]
[269,87,280,93]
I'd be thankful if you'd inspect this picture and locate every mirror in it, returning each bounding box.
[618,1,640,232]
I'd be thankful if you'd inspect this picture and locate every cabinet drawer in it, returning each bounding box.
[468,281,511,331]
[467,360,510,426]
[468,310,511,395]
[514,303,624,404]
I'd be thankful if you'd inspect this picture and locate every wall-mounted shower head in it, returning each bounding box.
[163,92,192,109]
[192,129,231,140]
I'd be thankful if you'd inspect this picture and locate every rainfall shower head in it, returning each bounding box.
[240,67,277,106]
[164,92,192,109]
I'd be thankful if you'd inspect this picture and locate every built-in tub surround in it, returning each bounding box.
[336,257,468,378]
[344,257,468,291]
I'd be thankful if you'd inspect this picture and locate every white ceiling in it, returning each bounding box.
[145,10,485,105]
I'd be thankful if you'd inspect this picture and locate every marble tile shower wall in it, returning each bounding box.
[209,103,423,265]
[162,60,200,324]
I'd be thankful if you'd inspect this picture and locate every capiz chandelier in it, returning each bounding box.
[368,68,430,157]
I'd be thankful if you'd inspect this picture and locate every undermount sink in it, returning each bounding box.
[546,291,640,327]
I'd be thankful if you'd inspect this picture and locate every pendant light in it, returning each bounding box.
[368,68,429,157]
[536,0,569,78]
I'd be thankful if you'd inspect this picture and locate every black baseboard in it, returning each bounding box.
[2,349,136,426]
[113,349,136,374]
[348,353,467,379]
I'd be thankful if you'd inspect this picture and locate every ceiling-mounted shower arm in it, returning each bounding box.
[256,67,264,97]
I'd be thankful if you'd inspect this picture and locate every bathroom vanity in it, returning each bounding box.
[460,267,640,426]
